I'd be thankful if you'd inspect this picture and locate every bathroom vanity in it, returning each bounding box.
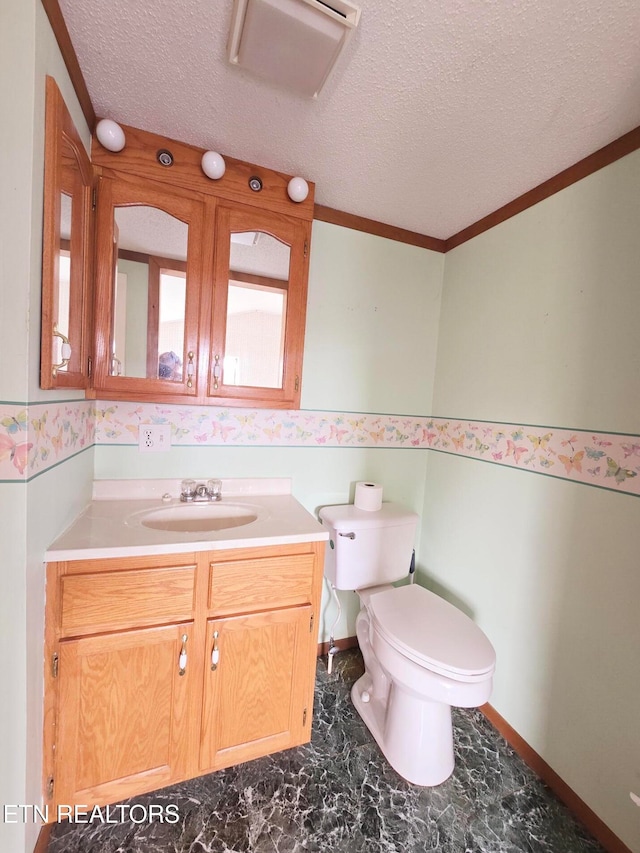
[43,481,327,813]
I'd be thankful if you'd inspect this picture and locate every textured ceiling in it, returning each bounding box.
[58,0,640,239]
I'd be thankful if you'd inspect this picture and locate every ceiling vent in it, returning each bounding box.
[227,0,361,98]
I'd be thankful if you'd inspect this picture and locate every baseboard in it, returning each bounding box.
[481,704,632,853]
[317,635,359,657]
[33,822,53,853]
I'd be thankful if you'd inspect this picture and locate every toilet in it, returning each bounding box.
[319,501,496,787]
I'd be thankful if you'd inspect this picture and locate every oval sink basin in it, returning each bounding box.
[132,503,259,533]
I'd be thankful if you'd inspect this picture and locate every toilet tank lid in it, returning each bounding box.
[319,502,419,530]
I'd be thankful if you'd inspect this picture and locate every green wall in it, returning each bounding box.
[119,258,150,377]
[421,148,640,852]
[1,4,94,852]
[302,222,443,414]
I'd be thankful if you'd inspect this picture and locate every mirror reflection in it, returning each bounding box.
[224,232,290,389]
[112,206,188,380]
[53,190,72,371]
[52,134,85,377]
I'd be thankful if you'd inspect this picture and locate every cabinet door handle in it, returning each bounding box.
[186,352,195,388]
[212,354,221,391]
[210,630,220,671]
[178,633,188,676]
[52,324,72,377]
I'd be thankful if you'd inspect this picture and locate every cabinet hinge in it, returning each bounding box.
[304,240,308,258]
[303,708,307,727]
[309,613,314,633]
[295,375,300,392]
[91,187,97,211]
[52,653,59,679]
[47,776,54,799]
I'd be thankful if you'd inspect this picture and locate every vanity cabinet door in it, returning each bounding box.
[205,202,310,408]
[92,174,205,400]
[199,606,314,772]
[54,622,195,807]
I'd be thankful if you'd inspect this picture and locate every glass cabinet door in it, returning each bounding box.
[40,77,93,390]
[93,177,204,398]
[208,204,310,407]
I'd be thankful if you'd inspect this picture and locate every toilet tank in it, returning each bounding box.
[319,502,419,590]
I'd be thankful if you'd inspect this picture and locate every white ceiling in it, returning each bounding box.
[58,0,640,239]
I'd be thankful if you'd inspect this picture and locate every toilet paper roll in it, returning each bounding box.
[354,481,383,512]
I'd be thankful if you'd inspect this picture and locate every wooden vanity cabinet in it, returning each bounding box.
[43,541,324,813]
[200,548,318,771]
[43,554,203,809]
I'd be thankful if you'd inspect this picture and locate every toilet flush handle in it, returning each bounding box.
[338,532,356,539]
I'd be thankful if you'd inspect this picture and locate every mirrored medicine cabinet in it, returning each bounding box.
[40,77,94,390]
[92,176,203,399]
[41,77,314,408]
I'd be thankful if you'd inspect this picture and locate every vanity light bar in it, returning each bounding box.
[90,121,315,216]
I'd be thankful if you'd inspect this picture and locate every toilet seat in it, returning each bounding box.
[368,584,496,683]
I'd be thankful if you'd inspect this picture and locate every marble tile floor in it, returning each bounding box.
[48,649,605,853]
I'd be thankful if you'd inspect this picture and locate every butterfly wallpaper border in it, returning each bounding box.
[93,402,640,497]
[0,400,94,482]
[2,399,639,497]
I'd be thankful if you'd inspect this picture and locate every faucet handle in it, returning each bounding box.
[180,479,197,501]
[207,479,222,500]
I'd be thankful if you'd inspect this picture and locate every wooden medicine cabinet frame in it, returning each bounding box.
[207,202,310,408]
[41,77,94,390]
[92,173,204,400]
[40,86,315,409]
[90,124,315,409]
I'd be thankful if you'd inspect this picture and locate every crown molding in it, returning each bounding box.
[42,0,640,252]
[446,125,640,250]
[313,204,446,252]
[41,0,95,128]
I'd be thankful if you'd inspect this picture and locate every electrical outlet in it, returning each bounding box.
[138,424,171,452]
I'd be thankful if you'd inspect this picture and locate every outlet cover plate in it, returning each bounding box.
[138,424,171,452]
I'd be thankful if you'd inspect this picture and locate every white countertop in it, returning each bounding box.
[46,479,328,561]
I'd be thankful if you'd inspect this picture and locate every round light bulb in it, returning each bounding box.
[287,176,309,203]
[95,118,126,152]
[201,150,226,180]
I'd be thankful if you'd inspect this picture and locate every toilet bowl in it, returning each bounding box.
[352,583,495,786]
[318,501,496,787]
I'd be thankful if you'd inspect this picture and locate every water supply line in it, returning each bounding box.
[327,584,341,675]
[409,549,416,584]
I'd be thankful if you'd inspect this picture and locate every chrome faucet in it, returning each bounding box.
[180,479,222,502]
